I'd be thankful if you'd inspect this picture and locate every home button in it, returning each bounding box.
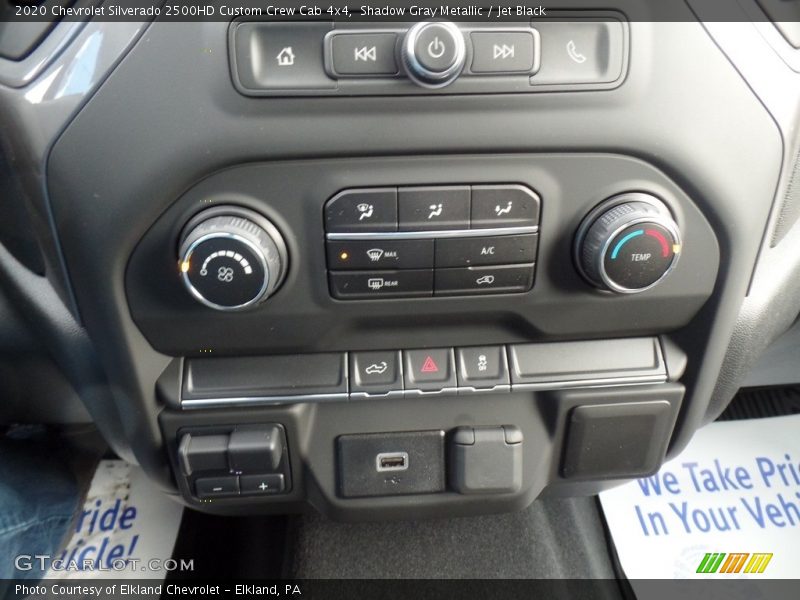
[233,21,336,90]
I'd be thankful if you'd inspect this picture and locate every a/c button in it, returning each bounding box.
[435,234,538,267]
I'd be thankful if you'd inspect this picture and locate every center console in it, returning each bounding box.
[129,152,716,516]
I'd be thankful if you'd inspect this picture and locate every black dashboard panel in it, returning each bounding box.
[33,10,785,517]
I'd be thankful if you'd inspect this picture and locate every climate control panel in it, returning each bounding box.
[324,185,540,299]
[129,155,717,352]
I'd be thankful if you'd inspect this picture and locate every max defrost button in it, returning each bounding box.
[403,348,456,393]
[329,270,433,299]
[327,239,433,270]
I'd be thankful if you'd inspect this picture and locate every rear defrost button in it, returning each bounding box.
[329,270,433,299]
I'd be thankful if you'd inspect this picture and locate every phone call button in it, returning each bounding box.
[532,20,625,85]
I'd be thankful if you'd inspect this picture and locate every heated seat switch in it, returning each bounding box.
[178,206,288,311]
[576,193,681,294]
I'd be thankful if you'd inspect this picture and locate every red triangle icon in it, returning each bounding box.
[421,356,439,373]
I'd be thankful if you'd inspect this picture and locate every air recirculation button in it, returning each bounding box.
[178,207,288,311]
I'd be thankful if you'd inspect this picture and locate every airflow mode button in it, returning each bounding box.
[325,188,398,233]
[470,185,540,228]
[398,186,470,231]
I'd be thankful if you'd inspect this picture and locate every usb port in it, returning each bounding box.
[376,452,409,472]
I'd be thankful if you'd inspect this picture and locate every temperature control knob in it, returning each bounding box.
[576,193,682,294]
[402,21,466,88]
[178,207,287,311]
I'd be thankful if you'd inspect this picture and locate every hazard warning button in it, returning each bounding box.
[403,348,457,393]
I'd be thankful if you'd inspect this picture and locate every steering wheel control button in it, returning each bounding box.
[576,193,681,294]
[350,351,403,397]
[240,473,285,496]
[471,185,540,228]
[327,239,434,270]
[232,21,335,91]
[456,346,510,392]
[195,476,240,499]
[435,264,534,296]
[329,269,433,299]
[403,348,457,393]
[329,33,399,76]
[178,207,288,311]
[402,21,466,88]
[398,186,470,231]
[470,31,537,73]
[435,234,538,268]
[531,20,625,86]
[325,188,398,233]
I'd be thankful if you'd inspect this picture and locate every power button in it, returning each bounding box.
[403,22,466,88]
